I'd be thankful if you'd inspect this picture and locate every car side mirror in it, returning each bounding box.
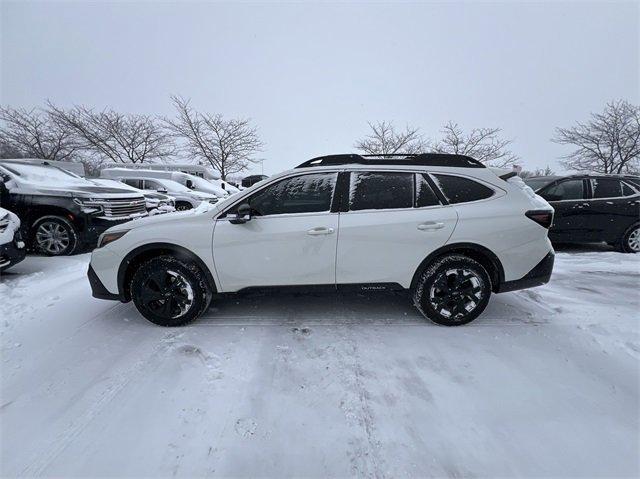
[157,188,168,194]
[229,203,252,225]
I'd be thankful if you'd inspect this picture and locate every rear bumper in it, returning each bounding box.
[88,264,121,301]
[0,233,26,272]
[496,250,555,293]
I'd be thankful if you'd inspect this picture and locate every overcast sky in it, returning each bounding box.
[1,1,638,174]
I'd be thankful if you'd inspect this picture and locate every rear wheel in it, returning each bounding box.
[175,201,193,211]
[413,254,491,326]
[32,216,78,256]
[130,255,212,326]
[619,224,640,253]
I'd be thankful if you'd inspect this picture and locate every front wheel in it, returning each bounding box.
[175,201,193,211]
[130,255,212,326]
[413,254,491,326]
[619,224,640,253]
[32,216,78,256]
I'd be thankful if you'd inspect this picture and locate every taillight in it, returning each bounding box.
[526,210,553,229]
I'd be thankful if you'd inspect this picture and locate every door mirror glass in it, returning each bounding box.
[229,203,252,224]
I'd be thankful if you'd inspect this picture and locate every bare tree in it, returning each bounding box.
[164,96,263,180]
[433,121,518,168]
[47,102,174,166]
[354,121,428,155]
[520,165,555,178]
[553,100,640,174]
[0,106,78,161]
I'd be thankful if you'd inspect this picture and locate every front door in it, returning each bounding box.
[212,172,339,292]
[539,178,589,243]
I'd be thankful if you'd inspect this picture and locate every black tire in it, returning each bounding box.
[618,223,640,253]
[31,216,78,256]
[175,201,193,211]
[130,255,212,326]
[412,254,492,326]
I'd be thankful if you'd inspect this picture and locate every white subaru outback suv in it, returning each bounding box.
[88,154,555,327]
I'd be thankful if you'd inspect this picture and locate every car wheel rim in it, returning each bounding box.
[628,227,640,252]
[141,269,194,319]
[36,222,70,254]
[429,268,485,320]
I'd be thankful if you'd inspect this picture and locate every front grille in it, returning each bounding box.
[83,197,147,219]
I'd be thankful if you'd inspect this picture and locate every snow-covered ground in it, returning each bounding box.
[1,250,639,477]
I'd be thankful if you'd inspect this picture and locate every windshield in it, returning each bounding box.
[155,178,193,193]
[523,177,554,191]
[92,179,138,191]
[0,162,89,186]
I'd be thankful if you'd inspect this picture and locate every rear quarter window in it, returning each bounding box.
[431,174,494,204]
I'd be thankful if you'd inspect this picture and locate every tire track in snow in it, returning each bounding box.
[19,330,184,477]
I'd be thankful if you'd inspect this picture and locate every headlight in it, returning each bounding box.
[97,230,129,248]
[73,197,104,215]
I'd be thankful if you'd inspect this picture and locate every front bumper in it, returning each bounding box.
[0,233,26,272]
[496,250,555,293]
[87,264,122,301]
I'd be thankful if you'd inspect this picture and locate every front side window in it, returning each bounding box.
[143,180,162,190]
[432,174,494,204]
[349,172,413,211]
[247,172,337,216]
[540,179,584,201]
[123,179,142,189]
[590,178,629,199]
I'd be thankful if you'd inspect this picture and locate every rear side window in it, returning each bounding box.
[248,172,337,216]
[590,178,629,199]
[416,174,441,207]
[540,179,584,201]
[349,172,413,211]
[431,174,494,204]
[622,182,637,196]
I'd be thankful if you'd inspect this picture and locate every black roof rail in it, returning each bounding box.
[295,153,485,169]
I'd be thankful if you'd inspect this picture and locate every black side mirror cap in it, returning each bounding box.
[229,203,252,224]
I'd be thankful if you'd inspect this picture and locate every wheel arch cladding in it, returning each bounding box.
[410,243,505,293]
[117,243,217,301]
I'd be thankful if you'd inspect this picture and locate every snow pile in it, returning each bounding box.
[0,250,638,477]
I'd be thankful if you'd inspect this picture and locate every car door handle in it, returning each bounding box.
[417,222,445,231]
[307,227,335,236]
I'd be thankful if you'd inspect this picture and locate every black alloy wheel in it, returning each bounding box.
[131,255,212,326]
[413,254,491,326]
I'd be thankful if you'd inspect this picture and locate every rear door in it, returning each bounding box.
[582,178,640,243]
[213,172,339,291]
[538,178,589,242]
[336,171,457,288]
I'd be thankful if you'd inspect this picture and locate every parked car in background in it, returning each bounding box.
[524,174,640,252]
[91,179,175,214]
[0,207,26,272]
[89,153,555,327]
[100,168,218,211]
[100,170,220,210]
[241,174,268,188]
[101,167,227,199]
[0,159,147,256]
